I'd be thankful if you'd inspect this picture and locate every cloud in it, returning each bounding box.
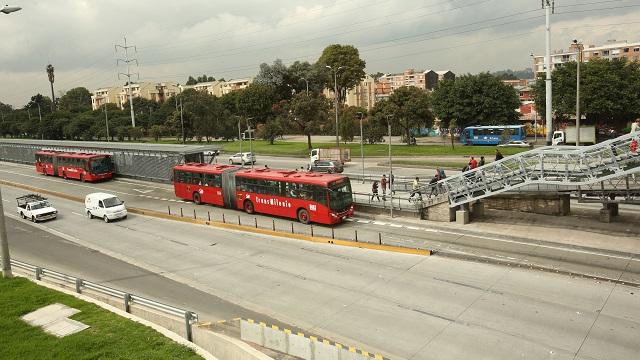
[1,0,638,107]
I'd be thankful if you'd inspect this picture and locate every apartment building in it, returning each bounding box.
[322,75,377,111]
[375,69,454,100]
[91,86,121,110]
[221,78,252,95]
[533,40,640,73]
[180,81,224,97]
[502,79,533,102]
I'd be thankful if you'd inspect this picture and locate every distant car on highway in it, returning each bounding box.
[229,152,256,165]
[497,140,533,148]
[85,193,127,223]
[309,160,343,174]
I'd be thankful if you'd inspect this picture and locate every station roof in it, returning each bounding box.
[0,139,221,155]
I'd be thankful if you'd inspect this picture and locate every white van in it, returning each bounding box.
[85,193,127,223]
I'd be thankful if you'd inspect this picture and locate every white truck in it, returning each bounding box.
[552,126,596,146]
[16,194,58,223]
[310,148,351,164]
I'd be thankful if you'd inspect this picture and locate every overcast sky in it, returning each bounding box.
[1,0,639,107]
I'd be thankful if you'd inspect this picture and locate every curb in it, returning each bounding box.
[0,179,431,257]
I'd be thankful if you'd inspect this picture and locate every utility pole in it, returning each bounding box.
[326,65,344,160]
[387,117,393,218]
[358,112,365,184]
[115,37,139,127]
[104,103,110,142]
[301,78,309,95]
[247,118,254,170]
[0,187,13,278]
[574,39,583,146]
[543,0,554,145]
[179,90,185,144]
[37,103,42,140]
[238,117,244,167]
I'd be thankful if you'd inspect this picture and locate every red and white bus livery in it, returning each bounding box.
[35,150,114,182]
[173,163,354,225]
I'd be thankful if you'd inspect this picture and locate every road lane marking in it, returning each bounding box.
[71,212,83,217]
[132,189,154,194]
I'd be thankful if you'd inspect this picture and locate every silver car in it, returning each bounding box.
[229,152,256,165]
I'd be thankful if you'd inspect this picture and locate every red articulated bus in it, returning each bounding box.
[173,163,354,225]
[35,150,114,182]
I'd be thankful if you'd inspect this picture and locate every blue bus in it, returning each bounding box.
[459,125,526,145]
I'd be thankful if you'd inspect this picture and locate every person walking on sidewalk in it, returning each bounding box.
[469,156,478,170]
[380,174,388,199]
[631,118,640,134]
[479,156,486,167]
[370,181,381,202]
[495,149,504,161]
[410,177,422,201]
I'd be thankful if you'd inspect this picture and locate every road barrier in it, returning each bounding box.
[10,259,198,341]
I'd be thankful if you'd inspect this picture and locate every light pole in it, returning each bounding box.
[246,117,254,170]
[357,112,365,184]
[326,65,344,159]
[387,114,394,218]
[104,103,110,142]
[237,116,244,167]
[300,78,309,95]
[543,0,554,145]
[574,39,583,147]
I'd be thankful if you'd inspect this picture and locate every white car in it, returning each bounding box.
[229,152,256,165]
[498,140,533,148]
[85,193,127,223]
[17,194,57,223]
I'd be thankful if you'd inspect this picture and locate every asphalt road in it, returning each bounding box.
[3,186,640,360]
[1,161,639,285]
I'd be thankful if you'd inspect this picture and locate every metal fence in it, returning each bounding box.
[9,259,199,341]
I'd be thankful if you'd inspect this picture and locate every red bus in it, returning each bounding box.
[35,150,114,182]
[173,163,354,225]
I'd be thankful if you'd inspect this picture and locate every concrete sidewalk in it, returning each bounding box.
[362,203,640,256]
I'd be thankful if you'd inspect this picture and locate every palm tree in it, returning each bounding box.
[46,64,55,111]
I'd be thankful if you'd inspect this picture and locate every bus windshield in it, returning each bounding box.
[90,156,113,174]
[328,179,352,211]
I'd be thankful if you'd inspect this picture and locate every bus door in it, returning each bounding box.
[221,168,241,208]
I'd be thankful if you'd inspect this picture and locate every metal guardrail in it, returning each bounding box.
[9,259,199,341]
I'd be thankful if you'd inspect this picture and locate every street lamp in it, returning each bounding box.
[573,39,584,146]
[175,84,185,144]
[246,117,254,170]
[357,112,365,184]
[325,65,344,158]
[300,78,309,95]
[1,5,21,14]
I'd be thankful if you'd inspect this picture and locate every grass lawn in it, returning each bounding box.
[0,276,202,360]
[210,140,527,158]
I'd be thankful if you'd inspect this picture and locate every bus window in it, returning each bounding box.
[190,172,203,185]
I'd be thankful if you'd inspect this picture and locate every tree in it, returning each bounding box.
[46,64,56,111]
[149,124,165,141]
[236,83,277,124]
[317,44,366,104]
[431,73,520,130]
[532,58,640,129]
[369,72,385,81]
[386,86,433,144]
[255,59,294,101]
[186,76,198,85]
[286,93,330,149]
[257,118,284,145]
[59,87,92,113]
[340,106,366,143]
[185,74,215,85]
[431,79,456,129]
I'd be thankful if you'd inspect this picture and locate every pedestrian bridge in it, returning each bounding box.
[421,132,640,208]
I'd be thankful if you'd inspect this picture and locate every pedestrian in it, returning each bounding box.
[380,174,387,200]
[439,168,446,179]
[479,156,485,167]
[264,165,269,169]
[370,181,381,202]
[495,149,504,161]
[631,118,640,134]
[390,173,395,194]
[410,176,422,201]
[468,156,478,170]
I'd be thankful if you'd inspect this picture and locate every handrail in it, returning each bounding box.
[8,258,199,341]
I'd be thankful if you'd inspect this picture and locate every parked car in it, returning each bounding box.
[85,193,127,223]
[498,140,533,148]
[229,152,256,165]
[16,194,57,223]
[309,160,344,174]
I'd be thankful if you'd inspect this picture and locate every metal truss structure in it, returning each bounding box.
[421,133,640,208]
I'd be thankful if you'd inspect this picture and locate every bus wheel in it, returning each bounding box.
[297,209,310,224]
[193,192,202,205]
[244,200,254,214]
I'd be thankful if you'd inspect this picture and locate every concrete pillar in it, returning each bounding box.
[599,208,613,223]
[607,203,619,216]
[456,210,470,225]
[471,201,485,219]
[560,194,571,215]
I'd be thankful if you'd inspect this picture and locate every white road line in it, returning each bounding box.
[389,224,403,228]
[407,226,420,230]
[71,212,83,217]
[2,199,10,203]
[373,221,387,226]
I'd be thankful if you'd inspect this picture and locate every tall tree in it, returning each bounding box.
[317,44,366,104]
[46,64,56,111]
[255,59,294,101]
[431,73,520,130]
[59,87,92,113]
[386,86,433,144]
[236,83,277,124]
[430,79,456,129]
[286,93,330,149]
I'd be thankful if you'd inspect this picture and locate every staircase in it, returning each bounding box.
[421,132,640,208]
